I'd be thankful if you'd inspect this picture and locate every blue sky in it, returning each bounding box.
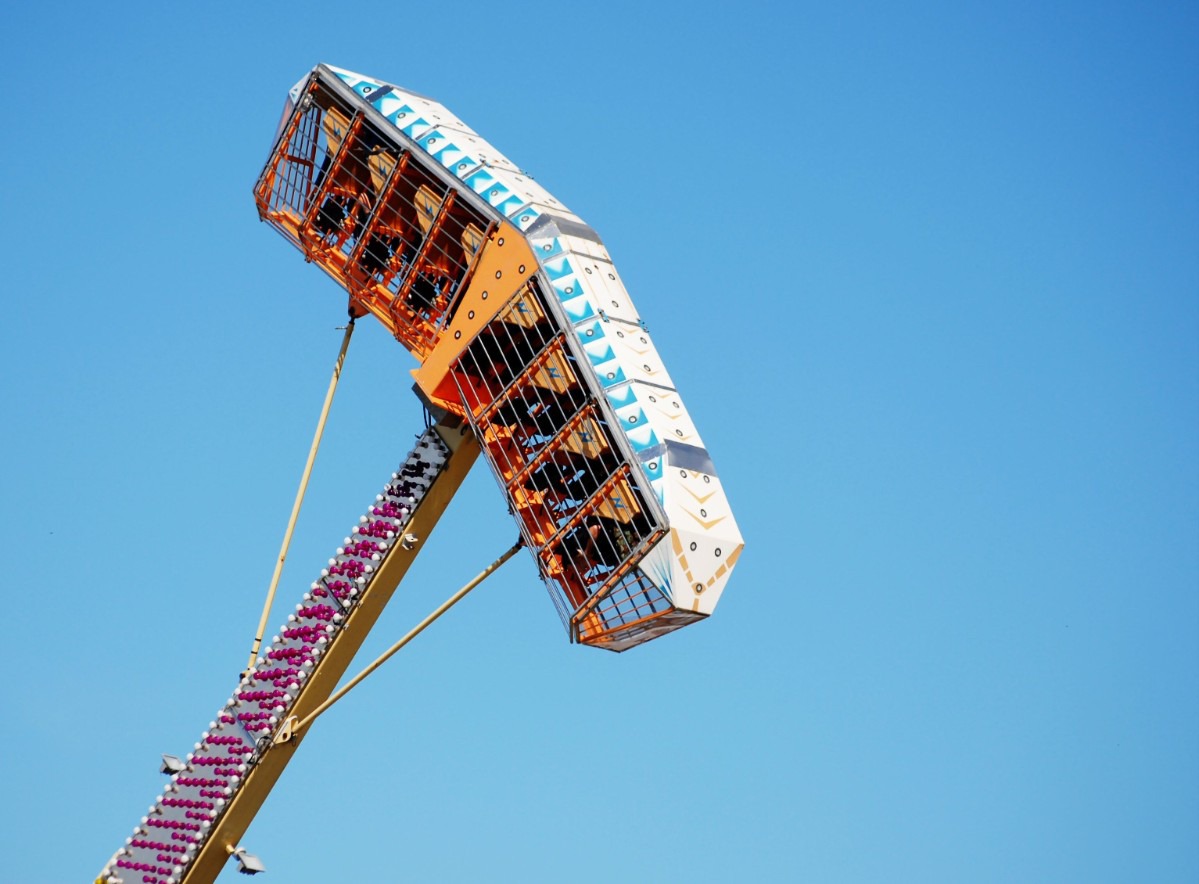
[1,1,1196,881]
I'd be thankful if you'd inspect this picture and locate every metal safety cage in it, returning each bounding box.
[250,63,743,652]
[254,71,494,359]
[448,279,683,648]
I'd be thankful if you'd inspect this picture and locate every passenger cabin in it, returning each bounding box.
[254,65,742,650]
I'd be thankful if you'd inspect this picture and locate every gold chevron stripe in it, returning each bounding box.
[681,485,718,504]
[683,508,727,530]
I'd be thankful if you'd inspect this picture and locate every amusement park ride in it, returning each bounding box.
[97,64,743,882]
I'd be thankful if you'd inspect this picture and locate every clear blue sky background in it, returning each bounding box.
[1,2,1195,881]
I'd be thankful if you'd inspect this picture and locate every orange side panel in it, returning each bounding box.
[412,224,539,412]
